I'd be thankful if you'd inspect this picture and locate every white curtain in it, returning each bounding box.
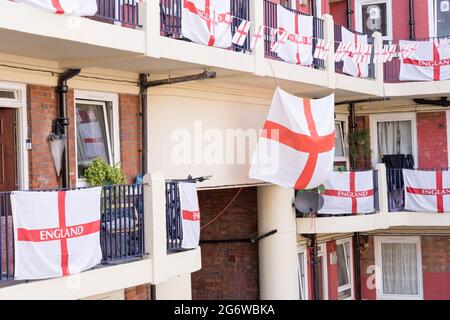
[381,243,419,295]
[377,121,412,160]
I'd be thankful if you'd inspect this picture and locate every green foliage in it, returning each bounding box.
[296,185,326,193]
[348,129,371,163]
[84,158,127,186]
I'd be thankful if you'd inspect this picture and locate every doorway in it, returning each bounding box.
[0,108,17,193]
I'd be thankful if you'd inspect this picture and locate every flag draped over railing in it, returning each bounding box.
[14,0,98,16]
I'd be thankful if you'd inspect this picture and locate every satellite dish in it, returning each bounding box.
[294,191,324,215]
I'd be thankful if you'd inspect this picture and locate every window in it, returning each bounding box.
[297,247,309,300]
[336,238,354,300]
[356,0,392,39]
[334,115,349,169]
[430,0,450,37]
[335,121,346,158]
[74,91,120,183]
[369,113,417,167]
[374,236,423,300]
[280,0,294,9]
[317,243,328,300]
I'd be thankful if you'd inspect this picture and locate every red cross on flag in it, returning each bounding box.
[275,5,313,66]
[400,39,450,81]
[15,0,97,15]
[403,169,450,213]
[249,87,335,190]
[319,171,375,215]
[314,39,332,60]
[342,27,369,78]
[232,19,251,47]
[181,0,232,48]
[179,182,201,249]
[11,188,102,280]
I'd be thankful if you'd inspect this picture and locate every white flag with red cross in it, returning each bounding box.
[232,19,251,47]
[319,171,375,215]
[181,0,232,48]
[399,39,450,81]
[179,182,201,249]
[250,24,263,50]
[249,87,335,190]
[403,169,450,213]
[382,44,397,62]
[11,188,102,280]
[14,0,97,15]
[314,39,332,60]
[342,27,369,78]
[275,5,313,65]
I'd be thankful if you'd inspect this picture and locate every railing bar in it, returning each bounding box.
[5,195,9,279]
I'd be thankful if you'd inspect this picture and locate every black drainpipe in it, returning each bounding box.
[354,232,362,300]
[409,0,416,40]
[306,234,319,300]
[138,71,217,176]
[346,0,353,29]
[57,69,81,188]
[349,102,357,170]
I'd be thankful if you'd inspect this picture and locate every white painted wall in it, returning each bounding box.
[154,274,193,300]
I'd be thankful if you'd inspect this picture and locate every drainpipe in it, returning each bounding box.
[354,232,362,300]
[138,71,217,176]
[306,234,320,300]
[346,0,353,29]
[409,0,416,40]
[57,69,81,188]
[349,102,357,170]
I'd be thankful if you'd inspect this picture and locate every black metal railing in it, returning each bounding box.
[160,0,251,53]
[334,24,375,79]
[386,167,450,212]
[263,0,325,69]
[165,178,197,253]
[90,0,141,28]
[0,184,145,283]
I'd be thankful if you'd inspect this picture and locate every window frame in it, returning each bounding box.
[374,236,424,300]
[74,90,120,186]
[355,0,393,40]
[334,114,349,168]
[317,242,329,300]
[336,237,355,300]
[369,112,418,168]
[297,246,309,300]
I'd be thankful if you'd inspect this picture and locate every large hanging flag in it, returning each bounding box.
[249,87,335,190]
[179,182,201,249]
[275,5,313,65]
[181,0,232,48]
[342,27,369,78]
[399,39,450,81]
[403,169,450,213]
[11,188,102,280]
[319,171,375,215]
[15,0,98,15]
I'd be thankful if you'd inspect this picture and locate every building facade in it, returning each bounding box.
[0,0,449,300]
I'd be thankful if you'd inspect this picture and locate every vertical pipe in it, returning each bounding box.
[346,0,352,29]
[354,232,362,300]
[349,103,357,170]
[139,74,148,175]
[409,0,416,40]
[310,234,320,300]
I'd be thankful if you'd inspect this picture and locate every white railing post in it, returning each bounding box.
[251,0,265,76]
[372,31,384,93]
[143,172,168,283]
[139,0,161,58]
[376,163,389,213]
[322,13,336,89]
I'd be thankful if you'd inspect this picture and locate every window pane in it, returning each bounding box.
[298,252,306,300]
[76,103,110,177]
[362,3,388,36]
[377,121,412,161]
[381,243,419,295]
[337,243,350,287]
[437,0,450,37]
[335,122,345,157]
[338,288,352,300]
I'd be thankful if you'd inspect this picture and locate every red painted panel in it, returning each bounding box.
[417,112,448,168]
[330,1,348,27]
[327,240,339,300]
[423,272,450,300]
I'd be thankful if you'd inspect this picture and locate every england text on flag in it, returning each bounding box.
[15,0,97,16]
[11,188,102,280]
[181,0,232,48]
[319,171,375,215]
[249,87,335,190]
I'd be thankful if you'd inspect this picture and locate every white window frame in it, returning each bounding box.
[369,112,418,168]
[74,90,120,187]
[297,246,309,300]
[336,237,355,300]
[374,236,424,300]
[317,242,329,300]
[355,0,393,40]
[335,114,349,168]
[429,0,450,38]
[0,81,28,190]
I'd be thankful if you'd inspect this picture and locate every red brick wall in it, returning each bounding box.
[326,240,339,300]
[330,0,350,28]
[354,115,372,170]
[191,187,259,300]
[360,236,377,300]
[125,284,151,300]
[417,112,448,169]
[119,94,141,182]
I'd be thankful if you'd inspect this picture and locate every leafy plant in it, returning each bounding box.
[84,158,127,186]
[348,129,371,164]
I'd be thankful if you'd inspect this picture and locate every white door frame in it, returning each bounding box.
[297,245,309,300]
[318,242,329,300]
[0,81,28,190]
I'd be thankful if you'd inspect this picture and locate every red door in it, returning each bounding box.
[0,108,17,193]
